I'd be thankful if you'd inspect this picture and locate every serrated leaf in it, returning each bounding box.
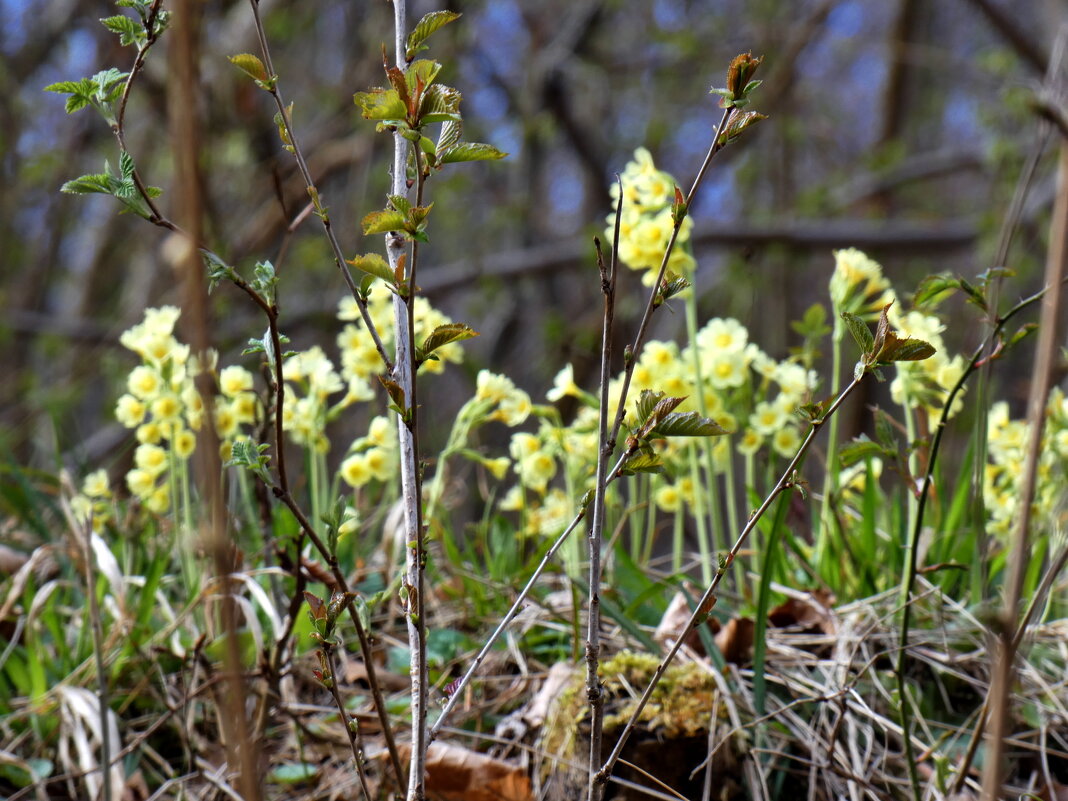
[408,202,433,227]
[440,142,507,163]
[44,80,84,95]
[418,323,478,361]
[119,150,135,180]
[60,173,115,195]
[346,253,396,287]
[100,14,142,46]
[618,450,665,477]
[876,333,936,364]
[354,88,407,121]
[406,10,461,60]
[362,208,408,235]
[838,437,886,467]
[436,119,462,154]
[717,110,767,145]
[637,395,686,438]
[652,411,730,437]
[406,59,442,96]
[229,53,268,82]
[388,194,412,216]
[635,389,664,426]
[379,376,406,413]
[419,83,462,124]
[913,273,960,310]
[840,312,874,355]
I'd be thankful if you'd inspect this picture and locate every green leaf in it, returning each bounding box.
[362,209,408,235]
[717,110,768,145]
[419,84,462,124]
[60,173,115,195]
[229,53,269,83]
[636,395,686,439]
[418,323,479,361]
[100,14,143,46]
[406,10,461,60]
[436,119,462,154]
[875,332,936,364]
[838,436,886,467]
[346,253,396,287]
[652,411,730,438]
[957,277,987,312]
[405,59,442,96]
[840,311,874,355]
[388,195,412,216]
[912,273,960,310]
[634,389,664,427]
[267,763,318,785]
[379,376,407,414]
[618,450,664,477]
[440,142,508,164]
[91,67,129,104]
[354,88,407,121]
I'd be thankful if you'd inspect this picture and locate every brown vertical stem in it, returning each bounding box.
[169,2,261,799]
[980,120,1068,801]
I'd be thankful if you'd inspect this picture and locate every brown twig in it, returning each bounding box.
[585,189,622,801]
[246,0,393,373]
[595,373,866,790]
[321,645,374,799]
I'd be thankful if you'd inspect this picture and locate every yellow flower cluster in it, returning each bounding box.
[606,148,696,284]
[69,469,113,532]
[829,248,896,321]
[339,415,396,489]
[114,307,259,512]
[985,391,1068,537]
[829,249,966,426]
[887,307,967,424]
[475,370,533,427]
[337,288,464,387]
[280,345,349,452]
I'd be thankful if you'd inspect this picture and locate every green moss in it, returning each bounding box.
[541,650,722,761]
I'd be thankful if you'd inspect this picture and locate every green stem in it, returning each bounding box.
[815,326,844,582]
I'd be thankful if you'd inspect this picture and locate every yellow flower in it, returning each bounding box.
[364,447,393,482]
[135,443,169,475]
[115,394,146,428]
[829,248,895,320]
[83,470,111,499]
[144,485,171,513]
[707,350,747,389]
[150,393,182,423]
[750,401,787,436]
[654,483,683,513]
[219,365,254,397]
[737,430,764,456]
[126,468,156,498]
[340,453,372,488]
[136,422,163,444]
[368,416,392,447]
[484,457,510,480]
[173,429,197,459]
[698,318,748,353]
[510,433,541,461]
[230,392,259,425]
[772,426,802,458]
[128,365,163,400]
